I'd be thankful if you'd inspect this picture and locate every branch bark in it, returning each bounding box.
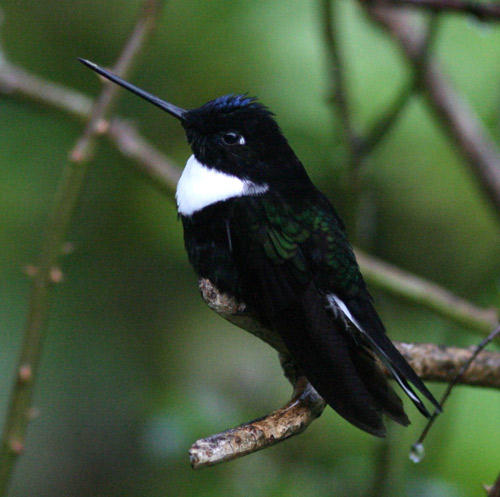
[190,279,500,468]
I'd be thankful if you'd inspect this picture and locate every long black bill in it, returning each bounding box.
[78,58,186,121]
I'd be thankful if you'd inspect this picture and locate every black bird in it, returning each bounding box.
[80,59,441,436]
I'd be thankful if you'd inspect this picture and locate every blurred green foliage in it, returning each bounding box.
[0,1,499,496]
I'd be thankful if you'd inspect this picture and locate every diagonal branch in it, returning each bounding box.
[365,4,500,221]
[0,2,164,494]
[355,249,499,336]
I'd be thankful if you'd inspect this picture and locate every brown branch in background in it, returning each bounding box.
[71,1,163,162]
[358,12,440,157]
[320,1,439,169]
[356,249,499,336]
[376,0,500,21]
[0,63,181,197]
[366,4,500,220]
[0,59,93,116]
[0,2,164,495]
[107,118,180,196]
[321,0,363,170]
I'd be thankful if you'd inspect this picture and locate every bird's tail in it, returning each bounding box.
[272,284,412,437]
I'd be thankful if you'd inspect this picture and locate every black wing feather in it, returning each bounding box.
[229,192,439,435]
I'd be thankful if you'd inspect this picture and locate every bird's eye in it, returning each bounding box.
[222,131,245,146]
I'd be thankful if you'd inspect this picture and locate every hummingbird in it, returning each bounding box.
[80,58,441,436]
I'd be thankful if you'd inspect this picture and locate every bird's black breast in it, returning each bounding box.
[181,201,242,298]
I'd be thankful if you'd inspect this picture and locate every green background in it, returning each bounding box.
[1,1,499,496]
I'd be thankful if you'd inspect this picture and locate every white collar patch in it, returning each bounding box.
[176,155,268,216]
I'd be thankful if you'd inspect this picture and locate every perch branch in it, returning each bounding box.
[0,2,163,495]
[189,379,326,468]
[190,279,500,468]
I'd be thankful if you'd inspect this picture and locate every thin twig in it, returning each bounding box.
[411,325,500,457]
[376,0,500,21]
[0,59,92,117]
[369,429,393,497]
[367,4,500,220]
[361,79,415,156]
[0,2,163,494]
[321,0,361,168]
[359,13,441,156]
[71,0,162,162]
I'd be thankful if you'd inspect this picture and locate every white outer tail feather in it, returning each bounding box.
[327,294,424,407]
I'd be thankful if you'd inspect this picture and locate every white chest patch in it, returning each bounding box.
[176,155,268,216]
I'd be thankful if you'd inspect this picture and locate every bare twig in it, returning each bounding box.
[71,0,163,162]
[369,429,393,497]
[0,59,92,117]
[376,0,500,21]
[411,325,500,454]
[359,13,440,157]
[366,5,500,220]
[0,2,163,494]
[321,0,362,168]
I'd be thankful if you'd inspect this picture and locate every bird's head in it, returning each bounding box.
[79,59,310,188]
